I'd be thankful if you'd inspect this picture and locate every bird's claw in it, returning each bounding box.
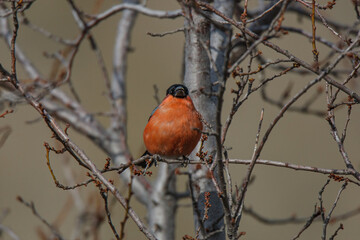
[181,155,190,167]
[152,154,160,167]
[142,154,160,175]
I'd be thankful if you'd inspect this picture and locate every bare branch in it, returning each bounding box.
[17,196,65,240]
[234,109,264,226]
[322,181,348,240]
[292,205,321,240]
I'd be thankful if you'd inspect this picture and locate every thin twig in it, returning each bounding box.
[245,204,360,226]
[0,224,20,240]
[147,27,184,37]
[235,109,264,225]
[119,167,134,239]
[4,6,155,237]
[329,223,344,240]
[311,0,319,70]
[100,191,120,240]
[17,196,65,240]
[292,205,321,240]
[322,181,348,240]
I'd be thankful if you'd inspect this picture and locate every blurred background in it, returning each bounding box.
[0,0,359,239]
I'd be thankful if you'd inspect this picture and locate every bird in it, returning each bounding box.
[141,84,203,168]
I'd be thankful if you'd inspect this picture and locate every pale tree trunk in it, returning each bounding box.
[110,2,179,239]
[109,0,152,205]
[1,0,360,240]
[110,1,180,239]
[181,0,234,239]
[148,163,178,239]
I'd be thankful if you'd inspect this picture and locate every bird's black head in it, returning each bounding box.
[166,84,189,98]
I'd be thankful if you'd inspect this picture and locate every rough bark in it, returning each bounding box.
[182,1,228,239]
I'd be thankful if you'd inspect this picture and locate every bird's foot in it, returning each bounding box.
[141,154,160,175]
[180,155,190,167]
[151,154,161,167]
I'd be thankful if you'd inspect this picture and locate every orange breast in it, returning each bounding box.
[143,96,203,157]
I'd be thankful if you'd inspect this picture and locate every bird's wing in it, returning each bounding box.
[148,105,159,121]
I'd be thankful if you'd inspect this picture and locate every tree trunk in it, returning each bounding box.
[182,0,234,239]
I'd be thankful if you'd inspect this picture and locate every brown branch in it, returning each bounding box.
[331,61,360,105]
[0,109,13,118]
[329,223,344,240]
[10,1,19,78]
[322,181,348,240]
[245,203,360,226]
[119,167,134,239]
[246,0,284,24]
[199,2,360,102]
[17,196,65,240]
[100,191,120,240]
[85,3,182,27]
[44,142,93,190]
[67,0,110,101]
[2,0,151,202]
[147,27,184,37]
[311,0,319,69]
[21,15,75,45]
[77,153,360,186]
[5,5,155,238]
[326,84,360,181]
[188,172,207,239]
[352,0,360,19]
[292,205,321,240]
[234,109,264,226]
[155,157,357,179]
[340,101,352,143]
[260,79,325,118]
[281,26,342,52]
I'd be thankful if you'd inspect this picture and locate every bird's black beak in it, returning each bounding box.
[166,84,189,98]
[174,88,186,98]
